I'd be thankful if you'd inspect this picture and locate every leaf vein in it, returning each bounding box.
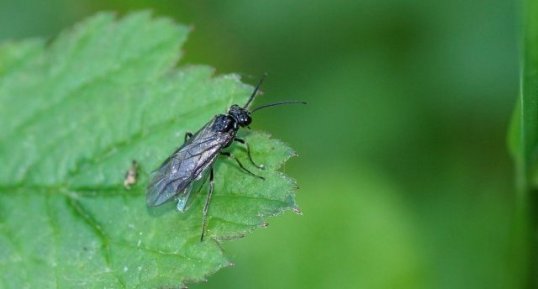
[65,197,127,289]
[45,195,61,289]
[65,103,218,180]
[4,37,178,141]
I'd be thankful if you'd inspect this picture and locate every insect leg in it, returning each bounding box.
[181,173,210,212]
[200,167,214,241]
[184,132,193,143]
[220,152,265,180]
[234,138,264,169]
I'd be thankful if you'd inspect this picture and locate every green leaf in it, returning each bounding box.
[508,0,538,288]
[0,12,298,288]
[514,0,538,188]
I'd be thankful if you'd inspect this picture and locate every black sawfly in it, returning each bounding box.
[146,75,305,241]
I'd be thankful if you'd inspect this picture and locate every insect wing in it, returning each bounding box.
[175,182,193,212]
[146,153,192,206]
[146,121,233,207]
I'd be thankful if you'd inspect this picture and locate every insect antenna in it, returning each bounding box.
[243,73,268,109]
[250,100,307,113]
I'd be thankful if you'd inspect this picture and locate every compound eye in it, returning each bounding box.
[243,114,252,126]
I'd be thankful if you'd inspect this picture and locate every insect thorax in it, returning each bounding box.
[212,114,236,132]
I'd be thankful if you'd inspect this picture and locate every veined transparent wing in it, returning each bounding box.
[146,118,234,207]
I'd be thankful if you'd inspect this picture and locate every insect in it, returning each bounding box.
[146,75,304,241]
[123,160,139,189]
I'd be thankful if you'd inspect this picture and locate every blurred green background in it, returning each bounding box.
[0,0,519,288]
